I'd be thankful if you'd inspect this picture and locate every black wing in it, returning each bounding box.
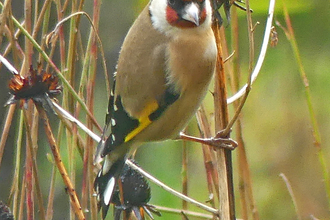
[95,78,180,160]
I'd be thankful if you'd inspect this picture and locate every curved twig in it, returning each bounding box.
[227,0,276,104]
[46,11,110,97]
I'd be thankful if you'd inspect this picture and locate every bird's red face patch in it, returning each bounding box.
[166,0,207,28]
[166,6,180,26]
[166,6,197,28]
[199,7,207,24]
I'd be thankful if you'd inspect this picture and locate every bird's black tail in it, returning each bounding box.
[94,157,126,219]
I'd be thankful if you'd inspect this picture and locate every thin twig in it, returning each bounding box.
[0,53,18,74]
[64,7,84,219]
[181,128,188,214]
[126,160,219,216]
[23,108,46,220]
[18,173,26,220]
[53,107,86,158]
[153,205,213,219]
[279,3,329,211]
[24,113,34,220]
[31,0,52,39]
[36,105,85,220]
[310,215,320,220]
[196,106,219,219]
[222,0,275,137]
[10,110,24,217]
[227,0,276,104]
[279,173,301,220]
[154,206,244,220]
[0,105,16,166]
[53,101,100,142]
[45,165,57,220]
[223,50,235,63]
[228,5,249,220]
[85,2,102,218]
[46,11,110,97]
[246,0,255,77]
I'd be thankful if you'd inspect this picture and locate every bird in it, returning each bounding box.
[94,0,217,218]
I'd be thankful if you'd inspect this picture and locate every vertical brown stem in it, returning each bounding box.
[23,108,46,220]
[18,174,26,220]
[86,1,101,218]
[24,107,34,220]
[0,105,16,166]
[212,22,235,220]
[23,0,34,216]
[23,0,32,76]
[197,106,218,219]
[229,7,249,220]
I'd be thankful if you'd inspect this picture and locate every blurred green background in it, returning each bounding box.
[0,0,330,219]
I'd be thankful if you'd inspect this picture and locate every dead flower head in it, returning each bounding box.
[6,65,62,112]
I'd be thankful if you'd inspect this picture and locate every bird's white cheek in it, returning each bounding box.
[149,0,173,34]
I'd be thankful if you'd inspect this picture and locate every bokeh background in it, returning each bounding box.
[0,0,330,219]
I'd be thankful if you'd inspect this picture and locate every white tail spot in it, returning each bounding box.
[103,177,116,206]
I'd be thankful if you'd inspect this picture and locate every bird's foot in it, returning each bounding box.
[179,131,237,150]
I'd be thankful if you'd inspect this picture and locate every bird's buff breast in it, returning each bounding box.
[135,33,217,142]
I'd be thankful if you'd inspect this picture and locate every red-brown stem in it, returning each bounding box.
[118,179,127,220]
[23,1,34,217]
[228,7,248,219]
[24,107,34,220]
[87,1,101,218]
[23,108,46,220]
[18,174,26,220]
[0,105,16,166]
[36,105,86,220]
[55,0,66,70]
[196,106,219,219]
[25,147,34,220]
[22,1,34,215]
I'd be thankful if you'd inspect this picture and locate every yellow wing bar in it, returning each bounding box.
[124,101,159,142]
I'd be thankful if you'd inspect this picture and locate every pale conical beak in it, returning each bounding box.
[182,3,200,26]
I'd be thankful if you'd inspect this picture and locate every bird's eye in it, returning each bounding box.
[168,0,175,6]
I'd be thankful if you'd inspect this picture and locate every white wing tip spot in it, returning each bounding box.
[111,118,116,126]
[114,104,118,111]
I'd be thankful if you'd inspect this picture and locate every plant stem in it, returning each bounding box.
[36,105,86,220]
[282,3,330,210]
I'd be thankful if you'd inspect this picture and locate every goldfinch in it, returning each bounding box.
[94,0,217,218]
